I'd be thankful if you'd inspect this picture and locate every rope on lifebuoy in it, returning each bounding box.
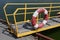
[31,8,48,29]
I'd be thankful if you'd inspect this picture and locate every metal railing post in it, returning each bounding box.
[49,3,52,18]
[24,3,27,22]
[13,9,18,35]
[3,4,11,29]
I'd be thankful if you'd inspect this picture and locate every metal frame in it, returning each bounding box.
[3,3,60,37]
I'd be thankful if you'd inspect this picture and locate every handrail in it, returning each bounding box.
[11,6,60,16]
[3,3,60,36]
[24,3,27,22]
[3,3,60,24]
[49,3,52,18]
[3,3,60,16]
[14,6,60,10]
[3,3,60,14]
[6,9,60,16]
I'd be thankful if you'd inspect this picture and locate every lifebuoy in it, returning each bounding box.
[31,8,48,29]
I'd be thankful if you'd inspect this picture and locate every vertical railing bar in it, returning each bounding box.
[24,3,27,22]
[13,9,18,35]
[3,3,10,28]
[49,3,52,18]
[3,3,15,34]
[3,9,11,28]
[37,14,39,23]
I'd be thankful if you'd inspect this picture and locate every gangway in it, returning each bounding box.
[3,3,60,37]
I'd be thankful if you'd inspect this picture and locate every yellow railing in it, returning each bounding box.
[3,3,60,35]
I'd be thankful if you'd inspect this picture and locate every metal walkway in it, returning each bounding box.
[10,18,60,33]
[9,17,60,37]
[0,17,60,40]
[0,22,36,40]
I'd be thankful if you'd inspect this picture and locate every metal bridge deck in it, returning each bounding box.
[10,18,60,34]
[0,17,60,39]
[0,22,36,40]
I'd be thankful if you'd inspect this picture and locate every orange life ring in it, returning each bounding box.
[31,8,48,29]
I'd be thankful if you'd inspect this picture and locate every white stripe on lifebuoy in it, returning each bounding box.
[34,24,38,29]
[44,10,48,14]
[42,20,47,25]
[33,11,38,17]
[31,8,48,29]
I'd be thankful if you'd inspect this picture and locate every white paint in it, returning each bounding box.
[44,10,48,14]
[34,24,38,28]
[43,20,47,25]
[33,11,38,17]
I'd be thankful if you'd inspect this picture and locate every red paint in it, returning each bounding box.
[38,23,44,28]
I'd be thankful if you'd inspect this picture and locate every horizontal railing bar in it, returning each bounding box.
[7,12,31,16]
[7,14,13,16]
[16,21,29,24]
[30,3,60,4]
[6,3,60,5]
[17,6,60,10]
[6,3,25,5]
[51,10,60,11]
[27,3,60,4]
